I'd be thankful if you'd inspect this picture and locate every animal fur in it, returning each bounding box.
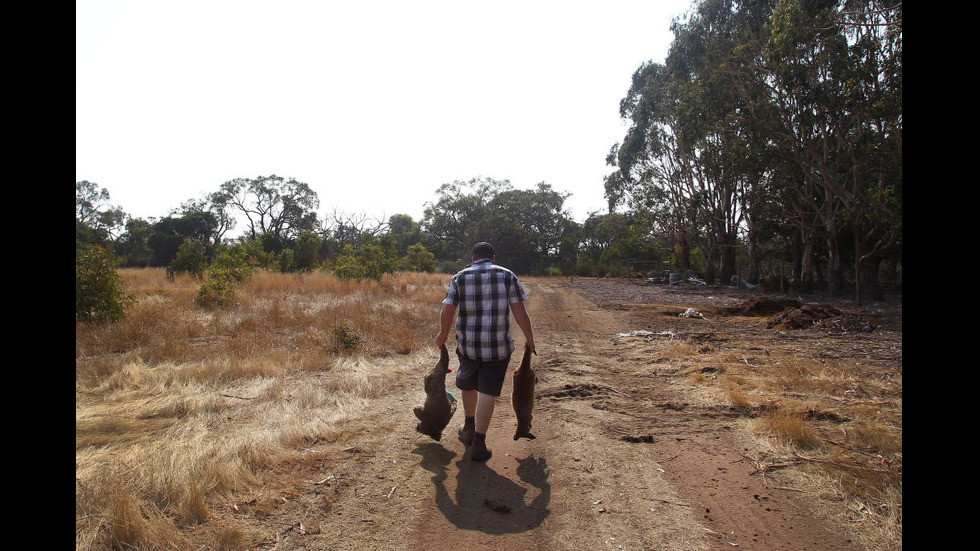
[512,345,537,440]
[413,345,457,441]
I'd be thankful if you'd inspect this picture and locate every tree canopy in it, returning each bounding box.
[607,0,901,300]
[76,0,900,299]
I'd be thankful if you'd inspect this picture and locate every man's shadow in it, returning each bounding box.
[413,443,550,534]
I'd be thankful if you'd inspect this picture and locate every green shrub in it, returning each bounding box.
[332,243,394,281]
[167,238,209,279]
[398,243,436,273]
[437,260,462,274]
[194,244,255,307]
[76,244,133,323]
[277,248,295,273]
[292,231,322,272]
[211,245,254,283]
[195,267,239,307]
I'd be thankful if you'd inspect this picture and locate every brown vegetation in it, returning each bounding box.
[76,271,901,550]
[76,269,448,549]
[576,281,902,548]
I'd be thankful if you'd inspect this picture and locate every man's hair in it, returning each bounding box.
[472,242,495,260]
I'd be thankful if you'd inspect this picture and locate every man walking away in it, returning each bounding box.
[435,242,535,461]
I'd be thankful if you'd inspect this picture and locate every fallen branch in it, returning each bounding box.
[824,439,885,458]
[793,453,898,474]
[742,454,799,475]
[744,452,900,478]
[741,454,801,486]
[220,393,256,400]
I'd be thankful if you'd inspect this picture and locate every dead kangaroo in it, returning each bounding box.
[413,345,457,441]
[512,345,537,440]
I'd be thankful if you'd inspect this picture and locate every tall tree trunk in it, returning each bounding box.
[719,233,737,286]
[801,230,822,292]
[746,224,760,284]
[856,232,887,303]
[826,235,843,297]
[791,229,804,292]
[703,240,717,284]
[676,226,692,271]
[859,259,885,303]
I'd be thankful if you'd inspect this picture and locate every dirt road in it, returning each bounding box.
[216,278,883,550]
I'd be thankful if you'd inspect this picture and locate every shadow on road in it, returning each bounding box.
[412,443,550,534]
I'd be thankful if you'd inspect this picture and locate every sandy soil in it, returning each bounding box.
[189,278,900,550]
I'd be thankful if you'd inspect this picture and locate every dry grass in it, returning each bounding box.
[76,268,449,550]
[610,298,901,548]
[677,332,902,549]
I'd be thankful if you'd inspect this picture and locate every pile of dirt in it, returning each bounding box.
[726,296,803,316]
[811,313,877,333]
[766,303,843,330]
[719,296,880,333]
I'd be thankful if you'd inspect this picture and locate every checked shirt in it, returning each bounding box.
[443,259,528,362]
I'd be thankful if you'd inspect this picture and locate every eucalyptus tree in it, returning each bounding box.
[665,0,783,285]
[326,208,387,248]
[146,209,221,267]
[611,2,766,285]
[384,214,423,259]
[490,182,570,257]
[738,0,902,299]
[606,63,702,274]
[421,177,573,273]
[422,177,510,260]
[218,174,320,243]
[579,211,633,266]
[179,195,235,245]
[114,217,153,267]
[76,180,127,245]
[611,0,900,297]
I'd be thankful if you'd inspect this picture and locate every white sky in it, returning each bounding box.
[76,0,692,229]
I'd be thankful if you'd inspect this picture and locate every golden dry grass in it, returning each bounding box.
[611,300,901,549]
[76,268,449,550]
[78,271,901,549]
[670,328,902,548]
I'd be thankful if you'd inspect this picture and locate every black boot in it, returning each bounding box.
[470,432,492,461]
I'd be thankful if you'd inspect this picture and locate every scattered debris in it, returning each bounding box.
[813,315,877,333]
[616,330,654,338]
[650,497,690,508]
[668,272,706,286]
[730,275,758,290]
[679,308,705,319]
[767,304,846,330]
[615,330,677,339]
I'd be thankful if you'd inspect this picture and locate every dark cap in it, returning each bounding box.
[472,242,495,260]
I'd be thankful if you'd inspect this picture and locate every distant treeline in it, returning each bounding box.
[76,1,901,302]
